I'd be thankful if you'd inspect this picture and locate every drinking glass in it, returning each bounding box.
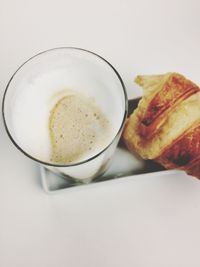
[2,47,128,183]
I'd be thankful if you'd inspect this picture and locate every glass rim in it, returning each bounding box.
[2,47,128,167]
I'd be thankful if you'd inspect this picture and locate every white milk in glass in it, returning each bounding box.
[3,48,127,182]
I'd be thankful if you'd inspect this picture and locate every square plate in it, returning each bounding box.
[40,98,180,193]
[40,148,179,194]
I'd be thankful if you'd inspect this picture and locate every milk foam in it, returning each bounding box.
[11,69,117,163]
[49,94,112,164]
[11,70,75,162]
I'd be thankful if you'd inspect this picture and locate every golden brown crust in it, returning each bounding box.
[138,74,200,139]
[123,72,200,179]
[156,121,200,171]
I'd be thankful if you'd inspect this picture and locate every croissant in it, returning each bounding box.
[123,72,200,178]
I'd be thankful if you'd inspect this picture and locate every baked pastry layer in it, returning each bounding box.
[123,73,200,178]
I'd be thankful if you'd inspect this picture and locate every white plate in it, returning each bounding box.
[40,98,181,193]
[40,145,180,194]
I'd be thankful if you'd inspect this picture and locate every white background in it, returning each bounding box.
[0,0,200,266]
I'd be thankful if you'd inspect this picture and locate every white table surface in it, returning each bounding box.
[1,0,200,266]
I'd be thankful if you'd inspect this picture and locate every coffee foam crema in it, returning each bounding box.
[11,77,114,165]
[10,67,124,165]
[49,92,112,164]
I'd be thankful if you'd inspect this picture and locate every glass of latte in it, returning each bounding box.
[2,48,128,183]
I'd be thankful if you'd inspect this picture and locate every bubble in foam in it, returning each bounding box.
[49,92,112,164]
